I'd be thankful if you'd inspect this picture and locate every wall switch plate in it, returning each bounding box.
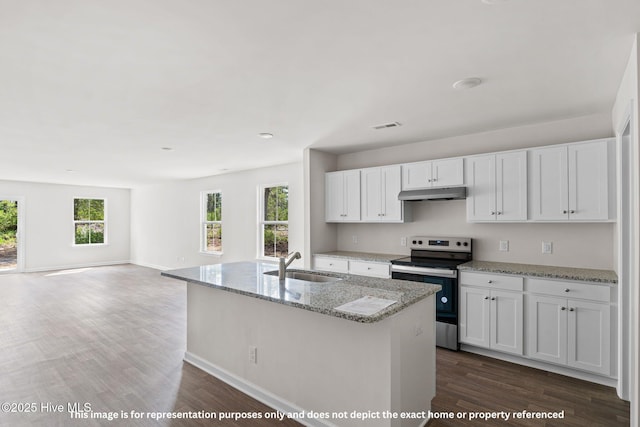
[352,235,358,244]
[249,346,257,364]
[542,241,553,254]
[499,240,509,252]
[401,237,407,246]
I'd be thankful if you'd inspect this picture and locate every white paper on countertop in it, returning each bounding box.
[334,296,397,316]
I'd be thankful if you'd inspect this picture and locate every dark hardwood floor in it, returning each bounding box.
[0,264,630,426]
[0,265,300,427]
[429,348,630,426]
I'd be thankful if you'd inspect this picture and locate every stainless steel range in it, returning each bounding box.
[390,236,472,351]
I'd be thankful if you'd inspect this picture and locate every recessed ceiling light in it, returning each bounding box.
[373,122,402,130]
[65,169,76,173]
[452,77,482,90]
[259,133,274,139]
[161,147,174,151]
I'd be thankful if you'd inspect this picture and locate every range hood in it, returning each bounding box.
[398,187,467,201]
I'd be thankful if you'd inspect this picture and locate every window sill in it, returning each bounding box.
[200,251,223,257]
[72,243,109,247]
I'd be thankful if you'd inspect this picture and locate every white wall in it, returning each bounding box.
[0,179,130,272]
[327,113,616,269]
[130,162,304,270]
[304,148,338,269]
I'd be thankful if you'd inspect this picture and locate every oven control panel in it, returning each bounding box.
[409,236,471,252]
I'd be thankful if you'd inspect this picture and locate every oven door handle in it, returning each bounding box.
[391,265,457,278]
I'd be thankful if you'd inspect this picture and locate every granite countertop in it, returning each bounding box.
[162,262,440,323]
[458,260,618,284]
[314,251,405,263]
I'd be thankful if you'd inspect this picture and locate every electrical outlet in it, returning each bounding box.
[542,241,553,254]
[352,235,358,244]
[249,346,257,364]
[414,324,423,336]
[401,237,407,247]
[499,240,509,252]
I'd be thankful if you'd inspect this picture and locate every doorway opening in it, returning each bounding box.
[0,199,19,272]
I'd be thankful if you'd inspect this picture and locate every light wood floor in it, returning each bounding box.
[0,264,630,426]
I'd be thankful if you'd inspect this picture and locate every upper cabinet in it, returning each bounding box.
[529,139,614,221]
[402,158,464,190]
[361,165,404,222]
[325,170,361,222]
[466,151,527,222]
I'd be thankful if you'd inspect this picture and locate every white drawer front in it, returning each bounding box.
[526,278,610,302]
[313,256,349,273]
[459,271,523,291]
[349,261,390,278]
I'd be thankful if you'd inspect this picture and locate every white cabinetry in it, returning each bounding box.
[313,256,390,278]
[401,158,464,190]
[466,151,527,222]
[459,272,524,355]
[529,139,613,221]
[361,165,404,222]
[525,278,611,375]
[325,170,360,222]
[313,256,349,273]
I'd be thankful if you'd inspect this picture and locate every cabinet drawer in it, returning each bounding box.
[313,256,349,273]
[349,261,390,278]
[460,271,523,291]
[526,278,609,302]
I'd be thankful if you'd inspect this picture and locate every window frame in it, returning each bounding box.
[200,190,223,255]
[72,197,107,246]
[258,183,289,260]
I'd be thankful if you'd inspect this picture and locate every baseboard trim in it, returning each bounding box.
[183,352,335,427]
[24,260,131,273]
[130,261,172,271]
[460,345,617,388]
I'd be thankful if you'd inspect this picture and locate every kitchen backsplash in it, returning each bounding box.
[335,200,614,270]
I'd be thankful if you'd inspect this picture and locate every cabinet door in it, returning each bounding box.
[325,172,345,222]
[432,158,464,188]
[526,295,567,365]
[496,151,527,221]
[459,286,491,348]
[567,300,610,375]
[361,167,382,221]
[380,165,403,221]
[529,146,568,221]
[490,290,523,355]
[401,161,432,190]
[342,170,361,221]
[465,155,496,221]
[568,141,609,220]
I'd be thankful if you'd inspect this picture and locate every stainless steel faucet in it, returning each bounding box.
[278,251,301,279]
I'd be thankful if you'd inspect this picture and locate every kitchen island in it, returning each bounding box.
[162,262,441,427]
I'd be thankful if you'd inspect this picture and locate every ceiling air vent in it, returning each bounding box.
[373,121,402,130]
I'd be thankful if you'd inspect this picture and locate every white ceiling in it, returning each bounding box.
[1,0,639,188]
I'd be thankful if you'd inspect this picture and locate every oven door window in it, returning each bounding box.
[391,272,456,323]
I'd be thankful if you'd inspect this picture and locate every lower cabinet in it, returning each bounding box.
[459,272,524,355]
[460,271,614,379]
[526,282,611,376]
[313,256,390,278]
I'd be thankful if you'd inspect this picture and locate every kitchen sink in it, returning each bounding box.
[264,270,341,283]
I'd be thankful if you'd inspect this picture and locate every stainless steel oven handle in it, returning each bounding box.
[391,265,457,278]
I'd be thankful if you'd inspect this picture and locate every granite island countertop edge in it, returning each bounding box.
[161,262,441,323]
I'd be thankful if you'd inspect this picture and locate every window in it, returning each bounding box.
[73,198,105,245]
[260,185,288,258]
[202,191,222,253]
